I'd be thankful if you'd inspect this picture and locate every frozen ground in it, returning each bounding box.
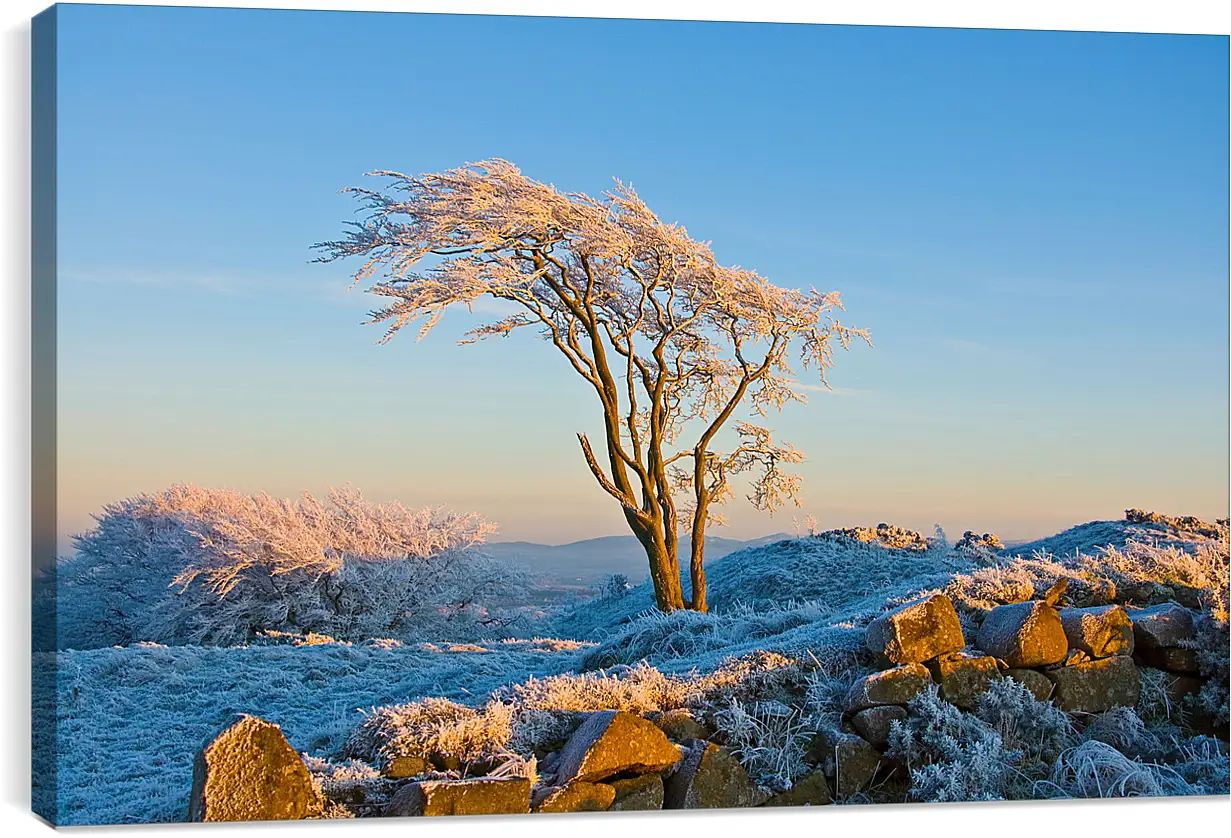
[42,516,1230,824]
[40,640,589,824]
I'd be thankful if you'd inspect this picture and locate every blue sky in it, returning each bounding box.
[52,4,1229,550]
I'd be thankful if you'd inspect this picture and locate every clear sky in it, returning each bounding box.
[51,4,1229,552]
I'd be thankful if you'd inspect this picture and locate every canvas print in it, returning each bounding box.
[30,2,1230,826]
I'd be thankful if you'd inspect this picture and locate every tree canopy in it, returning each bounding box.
[316,159,868,611]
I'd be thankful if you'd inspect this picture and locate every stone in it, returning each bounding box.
[605,774,664,811]
[1004,669,1054,702]
[1043,578,1068,606]
[807,730,882,799]
[554,710,682,784]
[1045,656,1140,714]
[1059,605,1134,659]
[865,594,965,664]
[1135,646,1201,675]
[845,664,933,714]
[851,706,907,749]
[646,708,712,742]
[381,755,428,779]
[1129,604,1194,650]
[663,741,764,809]
[926,651,1002,710]
[761,770,833,806]
[532,782,615,813]
[385,778,531,817]
[975,600,1068,667]
[188,715,323,822]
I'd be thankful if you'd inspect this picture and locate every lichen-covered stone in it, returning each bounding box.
[851,705,907,749]
[381,755,428,779]
[385,778,531,817]
[975,600,1068,667]
[663,741,764,809]
[554,710,682,784]
[1135,646,1200,674]
[1004,668,1054,702]
[865,594,965,664]
[1059,605,1134,659]
[532,782,615,813]
[646,708,712,743]
[1045,656,1140,714]
[927,651,1002,710]
[761,770,833,806]
[605,774,664,811]
[189,715,323,822]
[1129,604,1194,650]
[807,730,882,799]
[845,664,932,714]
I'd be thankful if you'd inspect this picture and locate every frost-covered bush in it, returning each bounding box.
[711,698,813,791]
[1046,740,1194,798]
[887,680,1077,802]
[346,697,516,765]
[56,484,525,648]
[887,688,1013,802]
[973,678,1074,768]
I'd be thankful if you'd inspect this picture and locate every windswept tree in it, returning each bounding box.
[316,160,868,612]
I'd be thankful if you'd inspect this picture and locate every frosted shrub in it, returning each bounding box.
[888,687,1014,802]
[1082,707,1161,760]
[711,698,813,791]
[802,665,869,731]
[1046,740,1193,798]
[57,484,523,648]
[346,697,515,764]
[973,678,1074,767]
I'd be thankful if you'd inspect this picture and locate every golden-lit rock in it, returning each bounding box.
[188,715,323,822]
[554,710,682,784]
[975,600,1068,668]
[865,594,965,664]
[1045,656,1140,714]
[385,778,531,817]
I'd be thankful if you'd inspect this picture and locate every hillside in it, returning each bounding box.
[44,512,1229,824]
[483,532,791,585]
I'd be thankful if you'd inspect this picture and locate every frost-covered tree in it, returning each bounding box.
[316,160,868,612]
[57,484,522,648]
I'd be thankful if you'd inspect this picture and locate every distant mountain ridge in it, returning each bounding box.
[482,533,792,584]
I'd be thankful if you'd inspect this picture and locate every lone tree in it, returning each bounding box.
[315,160,867,612]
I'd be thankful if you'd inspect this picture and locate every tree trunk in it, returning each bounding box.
[688,516,709,613]
[632,527,685,611]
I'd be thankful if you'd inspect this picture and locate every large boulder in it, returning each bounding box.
[605,774,664,811]
[1045,656,1140,714]
[554,710,682,784]
[663,741,763,809]
[807,730,882,799]
[1129,604,1194,650]
[385,778,531,817]
[851,705,907,749]
[532,782,615,813]
[1004,668,1054,702]
[188,715,323,822]
[1059,605,1134,659]
[865,594,965,664]
[975,600,1068,667]
[761,770,833,806]
[845,664,933,714]
[926,651,1002,710]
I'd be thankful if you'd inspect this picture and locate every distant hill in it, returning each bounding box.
[482,532,792,585]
